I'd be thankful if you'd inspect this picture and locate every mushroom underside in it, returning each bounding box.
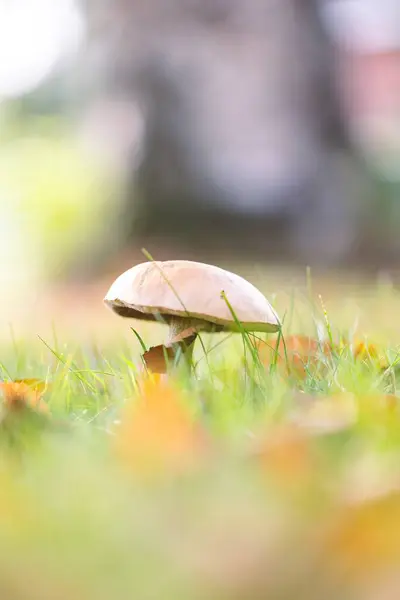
[106,302,279,333]
[106,303,279,374]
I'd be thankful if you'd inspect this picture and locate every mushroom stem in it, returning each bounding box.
[165,316,202,345]
[175,336,196,372]
[166,316,200,372]
[142,317,200,374]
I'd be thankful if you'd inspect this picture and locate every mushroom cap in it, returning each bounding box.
[104,260,280,333]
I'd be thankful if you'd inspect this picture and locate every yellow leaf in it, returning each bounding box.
[353,341,388,369]
[324,492,400,577]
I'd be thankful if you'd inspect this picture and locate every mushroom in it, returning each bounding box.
[104,260,280,373]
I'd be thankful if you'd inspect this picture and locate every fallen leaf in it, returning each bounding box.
[354,342,378,360]
[114,376,209,476]
[0,379,50,414]
[256,335,332,379]
[323,491,400,578]
[142,344,176,374]
[353,341,388,369]
[249,424,314,486]
[142,333,198,373]
[336,336,388,368]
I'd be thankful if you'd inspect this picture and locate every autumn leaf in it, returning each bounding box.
[335,336,389,368]
[256,333,389,379]
[249,424,315,487]
[114,376,210,476]
[353,341,388,369]
[142,344,176,374]
[0,379,50,414]
[353,341,378,360]
[142,333,198,373]
[323,491,400,578]
[256,335,332,379]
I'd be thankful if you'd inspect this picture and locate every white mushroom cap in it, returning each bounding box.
[104,260,280,333]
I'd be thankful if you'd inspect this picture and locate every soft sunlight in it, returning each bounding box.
[0,0,84,99]
[323,0,400,52]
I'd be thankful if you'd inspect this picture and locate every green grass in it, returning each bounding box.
[2,279,400,599]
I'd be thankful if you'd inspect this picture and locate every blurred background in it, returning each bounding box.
[0,0,399,335]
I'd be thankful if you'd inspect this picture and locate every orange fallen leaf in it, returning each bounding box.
[250,424,314,486]
[335,336,388,367]
[115,376,209,476]
[256,335,332,379]
[323,491,400,578]
[353,341,378,360]
[142,332,198,374]
[0,379,50,414]
[257,334,389,378]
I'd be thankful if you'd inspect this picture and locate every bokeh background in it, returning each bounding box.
[1,0,399,338]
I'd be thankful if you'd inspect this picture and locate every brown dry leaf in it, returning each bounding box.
[142,344,176,374]
[142,333,198,373]
[115,376,210,476]
[256,335,332,379]
[0,379,50,414]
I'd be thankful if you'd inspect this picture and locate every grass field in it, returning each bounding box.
[2,263,400,599]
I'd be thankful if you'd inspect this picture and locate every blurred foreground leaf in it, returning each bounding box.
[114,376,211,478]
